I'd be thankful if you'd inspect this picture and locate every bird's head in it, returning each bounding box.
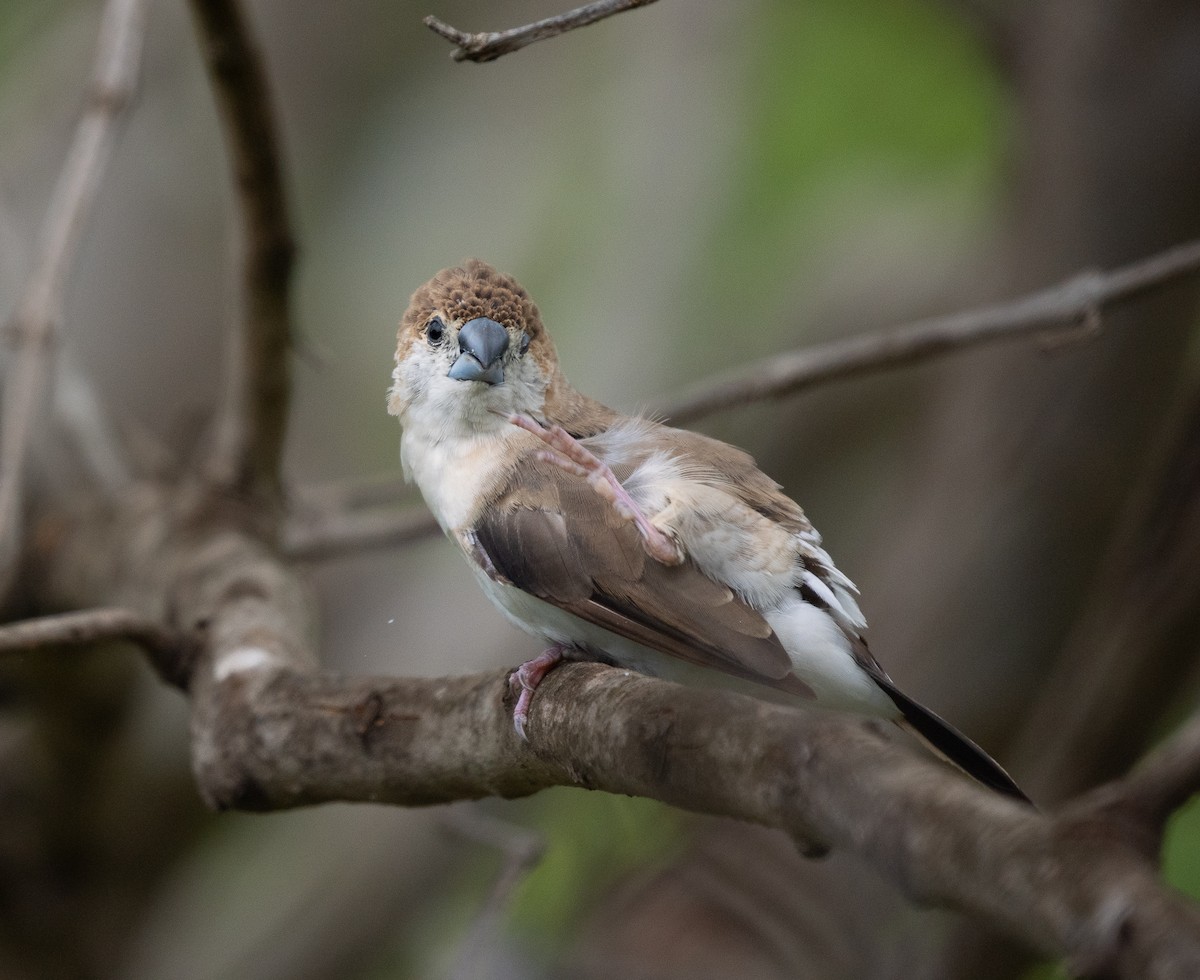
[388,260,559,433]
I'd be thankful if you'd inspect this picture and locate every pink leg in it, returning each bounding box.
[509,413,683,566]
[510,644,567,740]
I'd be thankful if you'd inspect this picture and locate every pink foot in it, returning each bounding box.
[510,644,567,740]
[509,413,683,566]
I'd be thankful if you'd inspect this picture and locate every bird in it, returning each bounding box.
[387,259,1028,802]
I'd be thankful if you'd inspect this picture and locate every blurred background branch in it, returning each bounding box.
[0,606,183,666]
[662,239,1200,423]
[440,806,546,980]
[187,0,295,505]
[0,0,143,601]
[292,237,1200,562]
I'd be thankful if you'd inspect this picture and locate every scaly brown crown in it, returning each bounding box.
[396,260,616,436]
[400,259,547,345]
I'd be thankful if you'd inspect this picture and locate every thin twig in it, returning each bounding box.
[188,0,295,502]
[441,806,545,980]
[294,472,410,512]
[0,0,144,597]
[284,504,440,561]
[0,607,190,688]
[660,238,1200,424]
[424,0,658,63]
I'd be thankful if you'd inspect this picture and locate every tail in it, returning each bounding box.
[875,677,1031,805]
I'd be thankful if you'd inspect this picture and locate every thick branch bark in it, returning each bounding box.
[129,654,1200,978]
[25,467,1200,978]
[188,0,295,503]
[284,502,438,562]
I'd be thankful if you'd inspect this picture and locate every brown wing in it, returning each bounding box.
[654,425,810,532]
[470,457,808,691]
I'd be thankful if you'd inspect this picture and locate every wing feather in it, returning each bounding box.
[472,457,802,689]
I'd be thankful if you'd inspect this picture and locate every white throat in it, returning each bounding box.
[398,379,528,533]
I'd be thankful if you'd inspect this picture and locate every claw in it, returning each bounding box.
[509,644,566,740]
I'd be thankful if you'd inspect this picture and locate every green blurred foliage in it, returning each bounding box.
[388,791,683,977]
[1165,795,1200,901]
[506,790,683,943]
[0,0,72,87]
[686,0,1008,365]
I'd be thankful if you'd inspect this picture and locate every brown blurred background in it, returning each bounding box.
[2,0,1199,977]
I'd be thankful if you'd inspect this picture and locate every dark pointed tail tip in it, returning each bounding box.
[972,760,1034,807]
[880,680,1035,808]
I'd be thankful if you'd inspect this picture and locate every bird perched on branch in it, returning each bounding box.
[388,260,1028,802]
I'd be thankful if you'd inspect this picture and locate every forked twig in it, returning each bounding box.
[425,0,658,63]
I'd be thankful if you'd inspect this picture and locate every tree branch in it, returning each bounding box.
[660,237,1200,424]
[1069,708,1200,864]
[284,502,440,562]
[441,806,546,980]
[0,0,144,598]
[424,0,659,63]
[0,607,189,687]
[153,652,1200,978]
[31,464,1200,980]
[188,0,295,503]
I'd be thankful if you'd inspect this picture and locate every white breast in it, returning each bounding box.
[401,422,522,533]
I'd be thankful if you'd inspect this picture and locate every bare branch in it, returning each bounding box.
[424,0,658,63]
[293,472,409,512]
[660,237,1200,424]
[1118,711,1200,826]
[54,352,133,492]
[441,806,545,980]
[0,607,189,687]
[188,0,295,502]
[0,0,144,596]
[284,503,440,562]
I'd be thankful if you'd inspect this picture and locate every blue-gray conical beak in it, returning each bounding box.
[448,317,509,385]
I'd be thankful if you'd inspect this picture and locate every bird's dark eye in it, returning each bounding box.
[425,317,445,344]
[518,332,531,355]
